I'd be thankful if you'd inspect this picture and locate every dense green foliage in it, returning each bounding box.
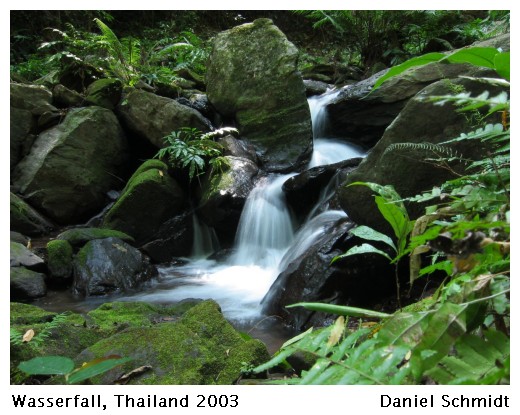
[256,48,510,385]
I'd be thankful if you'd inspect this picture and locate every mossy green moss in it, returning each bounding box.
[46,240,73,279]
[10,302,56,325]
[122,159,169,193]
[76,300,270,385]
[56,227,134,247]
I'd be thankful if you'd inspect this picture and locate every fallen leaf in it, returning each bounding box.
[115,365,152,385]
[327,316,345,347]
[22,329,35,343]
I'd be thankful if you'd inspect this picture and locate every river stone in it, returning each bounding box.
[10,231,30,246]
[140,212,194,263]
[11,106,127,224]
[74,300,270,384]
[206,18,312,172]
[116,89,212,148]
[56,227,135,247]
[339,77,508,235]
[303,79,330,96]
[10,267,47,300]
[86,78,122,110]
[262,218,395,329]
[102,160,186,245]
[326,61,496,147]
[10,192,54,236]
[46,240,74,282]
[198,156,258,239]
[10,241,45,270]
[73,237,156,296]
[52,84,84,108]
[220,135,258,163]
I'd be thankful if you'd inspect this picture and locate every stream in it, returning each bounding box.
[32,88,366,353]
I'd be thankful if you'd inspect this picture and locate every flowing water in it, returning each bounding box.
[33,88,364,350]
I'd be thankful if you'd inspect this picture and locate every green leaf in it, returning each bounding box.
[443,47,499,69]
[67,356,132,384]
[373,53,444,90]
[494,52,510,80]
[18,356,75,376]
[374,196,409,251]
[350,225,397,251]
[332,243,392,262]
[286,302,391,319]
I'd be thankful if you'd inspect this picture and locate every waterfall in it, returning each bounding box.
[308,89,340,138]
[232,174,296,268]
[191,214,219,258]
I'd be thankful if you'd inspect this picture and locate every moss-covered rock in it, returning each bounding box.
[116,88,212,148]
[86,78,122,110]
[56,227,134,247]
[75,300,270,385]
[102,161,185,244]
[10,192,54,236]
[52,84,84,108]
[10,267,47,300]
[11,106,128,224]
[206,18,312,172]
[46,240,73,281]
[73,237,156,296]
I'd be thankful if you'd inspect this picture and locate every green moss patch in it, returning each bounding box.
[46,240,73,279]
[56,227,134,247]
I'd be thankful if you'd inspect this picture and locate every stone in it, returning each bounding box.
[10,83,55,115]
[85,78,122,110]
[206,18,312,172]
[10,241,45,270]
[10,107,33,170]
[56,227,134,247]
[74,300,270,384]
[46,240,74,282]
[220,135,258,163]
[116,89,212,148]
[102,160,186,245]
[198,156,259,238]
[339,77,508,235]
[140,212,194,263]
[12,106,127,224]
[10,192,54,236]
[52,84,84,107]
[10,267,47,300]
[73,237,156,296]
[326,62,497,147]
[10,231,30,246]
[303,79,330,96]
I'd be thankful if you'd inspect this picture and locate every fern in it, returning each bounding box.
[383,142,459,160]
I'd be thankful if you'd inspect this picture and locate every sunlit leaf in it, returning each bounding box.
[22,329,35,343]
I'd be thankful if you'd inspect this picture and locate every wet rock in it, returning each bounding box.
[303,79,330,96]
[10,241,45,270]
[12,106,128,224]
[220,135,258,163]
[10,193,54,236]
[56,227,134,248]
[10,231,30,246]
[10,267,47,300]
[46,240,74,282]
[52,84,84,108]
[206,18,312,172]
[73,237,156,296]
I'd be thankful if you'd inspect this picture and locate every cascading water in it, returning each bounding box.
[191,214,219,258]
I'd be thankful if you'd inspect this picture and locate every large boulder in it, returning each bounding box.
[116,89,212,148]
[102,160,186,245]
[10,107,34,170]
[339,77,508,234]
[262,216,395,329]
[73,237,156,296]
[10,83,55,114]
[206,18,312,172]
[74,300,270,384]
[56,227,134,248]
[326,62,496,147]
[10,193,54,236]
[198,156,258,239]
[12,107,127,224]
[10,267,47,300]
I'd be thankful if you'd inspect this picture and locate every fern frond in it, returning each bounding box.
[383,142,459,160]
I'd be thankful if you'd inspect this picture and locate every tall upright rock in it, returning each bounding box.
[206,18,312,172]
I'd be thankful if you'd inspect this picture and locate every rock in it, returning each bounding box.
[220,135,258,163]
[10,267,47,300]
[12,106,127,224]
[10,107,33,170]
[339,77,508,235]
[423,37,454,53]
[86,78,122,110]
[326,62,496,147]
[10,83,56,115]
[37,109,62,130]
[102,160,186,244]
[262,218,395,329]
[303,79,330,96]
[46,240,74,282]
[140,212,194,263]
[52,84,84,108]
[206,18,312,172]
[10,241,45,270]
[57,60,104,92]
[10,193,54,236]
[471,32,510,52]
[283,158,362,218]
[10,231,30,246]
[73,237,156,296]
[56,227,134,247]
[116,89,212,148]
[75,300,269,384]
[198,156,258,238]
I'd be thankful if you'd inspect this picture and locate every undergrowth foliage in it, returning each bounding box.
[255,47,510,385]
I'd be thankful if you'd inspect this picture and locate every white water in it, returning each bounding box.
[122,89,363,323]
[191,214,219,258]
